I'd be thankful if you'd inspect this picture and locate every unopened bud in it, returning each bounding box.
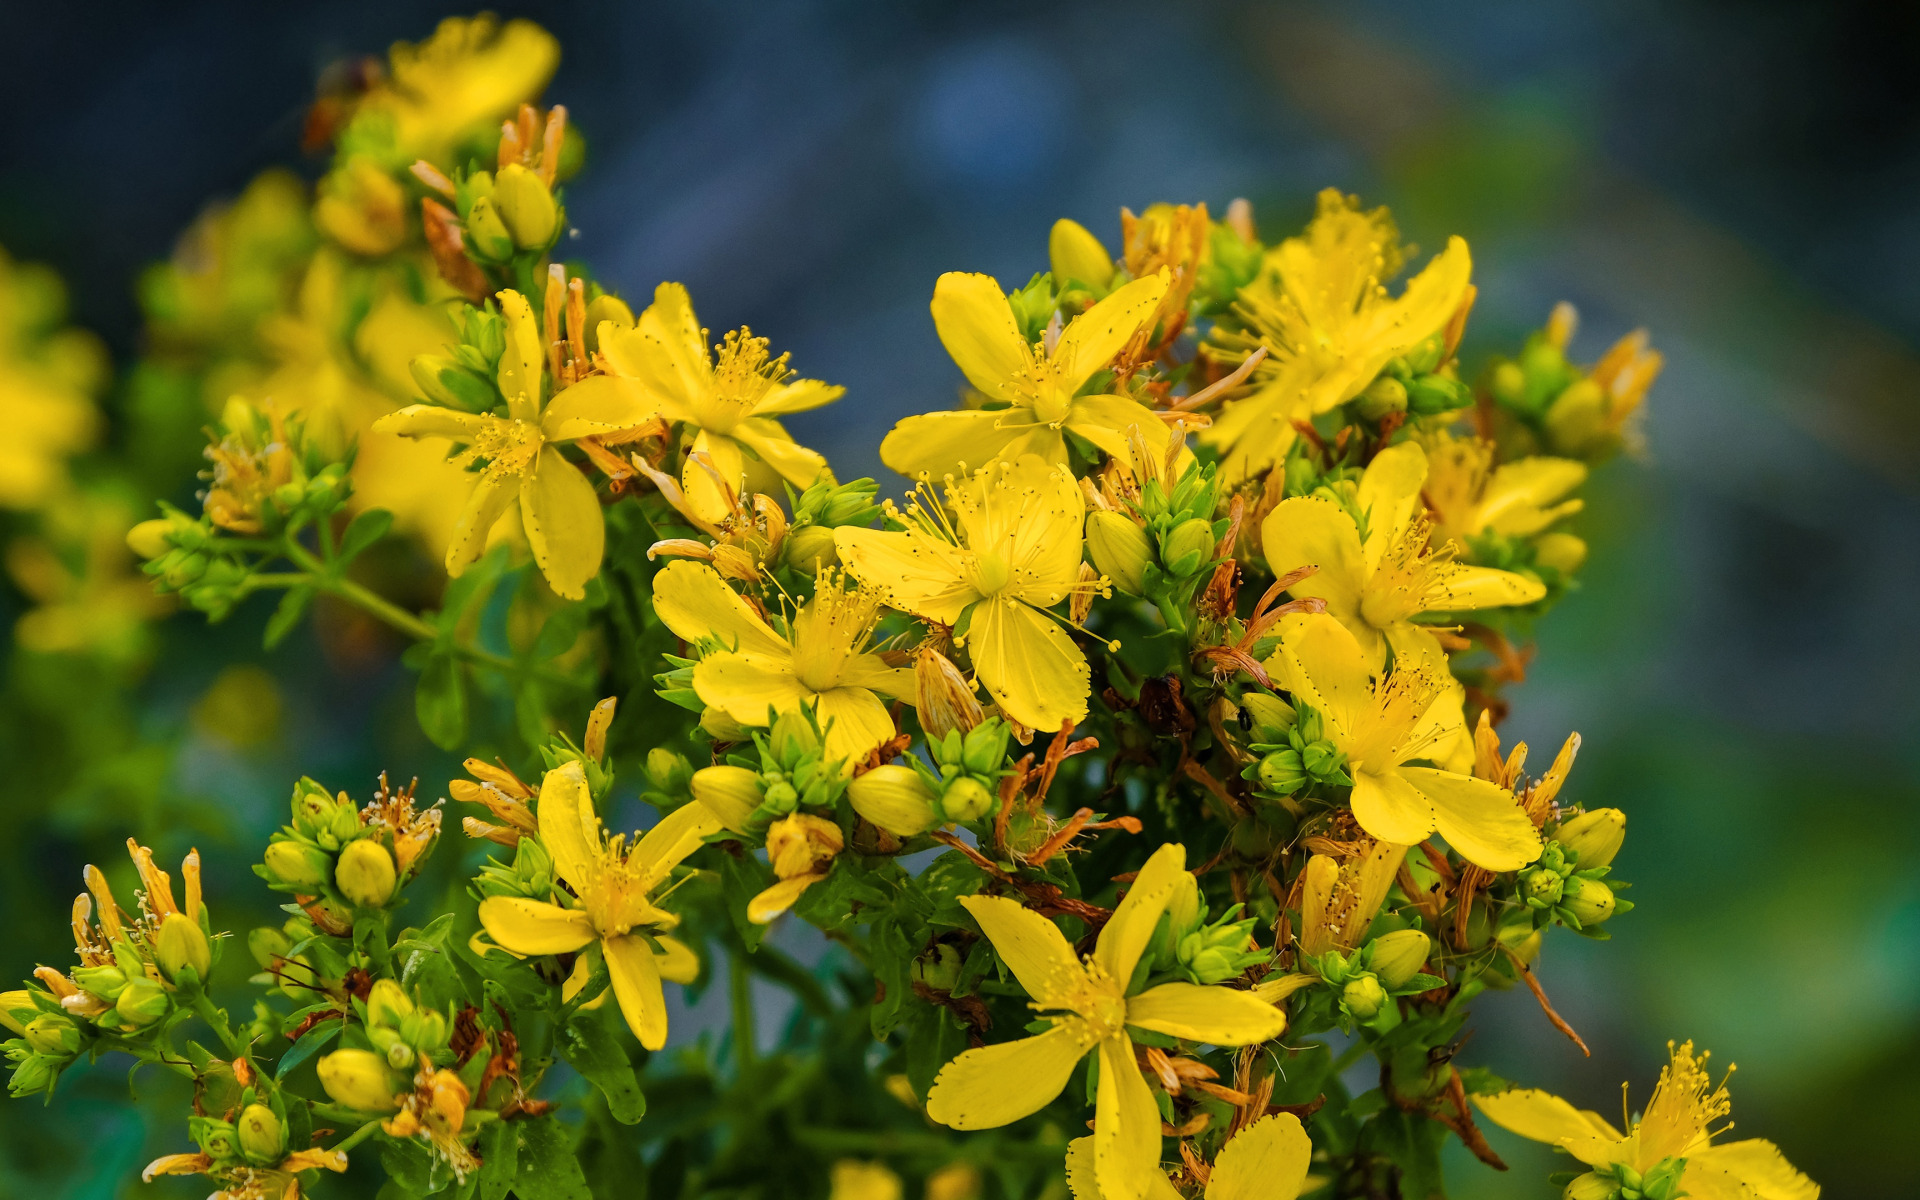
[1544,378,1607,455]
[155,912,212,985]
[126,519,175,560]
[25,1014,81,1055]
[246,926,292,970]
[941,777,997,824]
[1256,748,1305,794]
[766,813,842,880]
[1049,218,1115,289]
[848,765,940,836]
[409,354,494,411]
[465,194,515,259]
[491,163,558,249]
[1561,877,1616,927]
[780,525,836,575]
[72,964,129,1000]
[263,840,333,890]
[1405,373,1470,414]
[1239,693,1295,743]
[1166,871,1202,938]
[701,706,748,742]
[1520,867,1565,908]
[646,747,693,795]
[1340,975,1388,1021]
[1369,929,1431,990]
[1085,510,1151,596]
[911,945,963,992]
[366,979,414,1029]
[959,721,1009,776]
[335,839,398,908]
[236,1102,287,1165]
[770,711,822,765]
[692,765,764,832]
[1354,376,1408,419]
[1555,808,1625,869]
[1562,1172,1617,1200]
[317,1048,403,1112]
[115,979,170,1027]
[762,779,800,815]
[0,990,32,1036]
[1533,532,1588,575]
[1159,518,1216,578]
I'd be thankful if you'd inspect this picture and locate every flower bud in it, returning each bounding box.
[491,163,558,248]
[1340,975,1388,1021]
[762,779,800,815]
[848,765,940,836]
[1166,871,1202,938]
[1561,877,1616,927]
[911,944,963,992]
[1239,693,1295,743]
[646,747,693,795]
[692,765,764,832]
[770,711,823,765]
[1160,517,1217,579]
[115,979,170,1027]
[1354,376,1408,420]
[1562,1172,1617,1200]
[409,353,495,411]
[1544,378,1607,455]
[1555,808,1625,869]
[126,519,175,560]
[366,979,414,1029]
[1049,218,1115,289]
[1533,532,1588,575]
[464,194,515,259]
[317,1048,403,1112]
[0,990,32,1036]
[784,525,840,575]
[24,1014,81,1055]
[262,840,333,890]
[236,1102,287,1165]
[72,964,129,1000]
[766,814,843,880]
[941,777,997,824]
[1256,748,1305,795]
[701,706,749,742]
[959,721,1010,776]
[1369,929,1431,990]
[1520,866,1565,908]
[246,926,292,970]
[1405,374,1470,414]
[155,912,213,985]
[335,839,398,908]
[1085,511,1151,596]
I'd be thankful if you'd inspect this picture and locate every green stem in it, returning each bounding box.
[329,1119,384,1156]
[729,950,756,1072]
[190,993,248,1061]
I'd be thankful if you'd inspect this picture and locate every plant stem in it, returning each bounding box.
[330,1119,385,1156]
[190,993,248,1061]
[728,949,756,1072]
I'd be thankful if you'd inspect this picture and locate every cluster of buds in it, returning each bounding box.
[1084,444,1225,601]
[144,1065,349,1197]
[1515,807,1630,933]
[846,717,1009,838]
[1486,302,1664,462]
[1306,929,1441,1033]
[257,775,442,924]
[690,709,851,836]
[318,982,479,1177]
[413,102,571,298]
[1150,872,1267,987]
[782,476,884,576]
[1350,330,1473,423]
[1241,695,1350,803]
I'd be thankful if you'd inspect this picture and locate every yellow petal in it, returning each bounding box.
[1207,1113,1313,1200]
[930,272,1030,398]
[748,873,823,924]
[755,377,845,416]
[950,456,1085,604]
[733,419,831,489]
[1260,498,1366,630]
[957,894,1087,1008]
[540,374,657,442]
[630,798,723,891]
[373,404,489,441]
[1053,272,1169,394]
[1094,1034,1163,1200]
[1269,612,1375,739]
[445,467,518,576]
[651,560,789,657]
[814,686,900,764]
[618,282,710,412]
[1686,1140,1820,1200]
[879,409,1043,480]
[834,527,980,627]
[1479,457,1588,537]
[477,896,596,956]
[1470,1088,1623,1152]
[497,289,545,423]
[1355,441,1428,571]
[1094,842,1186,985]
[537,761,601,896]
[604,932,668,1050]
[1065,1138,1183,1200]
[1250,973,1320,1005]
[694,651,811,728]
[685,429,747,525]
[1064,394,1172,469]
[1350,769,1439,846]
[1124,982,1286,1046]
[925,1020,1095,1129]
[1398,767,1542,871]
[1050,216,1115,287]
[966,596,1089,732]
[1202,373,1306,484]
[520,445,604,600]
[654,934,702,985]
[1425,562,1547,612]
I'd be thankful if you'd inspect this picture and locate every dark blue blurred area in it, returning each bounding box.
[3,2,1917,1197]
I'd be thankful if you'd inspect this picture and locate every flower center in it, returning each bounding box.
[970,548,1011,596]
[702,327,790,434]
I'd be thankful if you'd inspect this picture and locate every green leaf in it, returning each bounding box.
[275,1019,340,1079]
[558,1012,648,1124]
[478,1118,520,1200]
[263,586,313,650]
[514,1115,592,1200]
[416,649,469,750]
[338,507,394,561]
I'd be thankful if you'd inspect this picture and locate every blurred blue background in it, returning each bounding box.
[2,1,1916,1196]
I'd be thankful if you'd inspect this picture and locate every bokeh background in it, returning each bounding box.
[2,1,1916,1196]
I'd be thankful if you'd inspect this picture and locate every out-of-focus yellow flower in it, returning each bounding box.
[830,1160,903,1200]
[8,490,168,663]
[1065,1113,1314,1200]
[1205,190,1472,483]
[138,170,316,359]
[1262,442,1543,671]
[651,561,912,763]
[1267,613,1540,871]
[879,271,1170,480]
[476,762,713,1049]
[835,456,1102,731]
[600,283,841,524]
[1474,1041,1818,1200]
[376,289,653,598]
[1419,429,1586,551]
[314,155,409,257]
[0,249,108,509]
[363,15,560,161]
[925,844,1286,1200]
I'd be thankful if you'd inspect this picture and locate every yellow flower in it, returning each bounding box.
[1420,430,1587,550]
[600,282,841,524]
[651,561,913,764]
[1204,190,1472,483]
[1473,1041,1818,1200]
[143,1145,349,1198]
[375,289,653,598]
[476,762,713,1049]
[0,248,107,509]
[1295,840,1406,956]
[9,490,168,662]
[1262,441,1544,671]
[364,15,561,161]
[924,844,1286,1200]
[834,456,1100,732]
[1065,1112,1314,1200]
[830,1160,903,1200]
[879,271,1170,481]
[1267,613,1540,871]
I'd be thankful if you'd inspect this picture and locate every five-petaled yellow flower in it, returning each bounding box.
[1263,441,1544,672]
[651,560,913,764]
[1205,189,1473,484]
[1420,430,1588,553]
[363,15,561,160]
[600,282,842,524]
[924,844,1287,1200]
[477,761,714,1049]
[835,455,1099,732]
[1268,612,1540,871]
[1473,1041,1818,1200]
[1065,1112,1313,1200]
[376,289,652,599]
[879,271,1171,480]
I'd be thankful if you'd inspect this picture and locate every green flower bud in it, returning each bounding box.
[1491,361,1528,407]
[1158,517,1216,578]
[1369,929,1432,990]
[1354,376,1408,419]
[646,747,693,795]
[6,1053,58,1096]
[1239,693,1295,743]
[1562,876,1617,927]
[72,964,129,1000]
[1340,974,1387,1021]
[1048,218,1115,289]
[1555,808,1625,870]
[465,194,515,259]
[155,912,212,985]
[1562,1172,1616,1200]
[960,721,1010,776]
[1256,748,1305,795]
[409,353,495,411]
[162,551,208,589]
[583,294,635,351]
[115,979,170,1027]
[770,711,822,765]
[910,944,964,992]
[1520,866,1565,908]
[404,1008,448,1053]
[848,764,940,836]
[317,1048,403,1112]
[246,926,292,971]
[491,163,558,248]
[0,990,32,1036]
[1405,374,1470,414]
[125,519,175,560]
[24,1014,81,1055]
[1300,741,1345,781]
[691,765,764,832]
[334,839,397,908]
[941,776,997,824]
[762,779,800,815]
[263,839,333,890]
[1534,531,1588,575]
[366,978,413,1029]
[236,1102,287,1165]
[1085,510,1151,596]
[785,525,839,575]
[193,1116,241,1160]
